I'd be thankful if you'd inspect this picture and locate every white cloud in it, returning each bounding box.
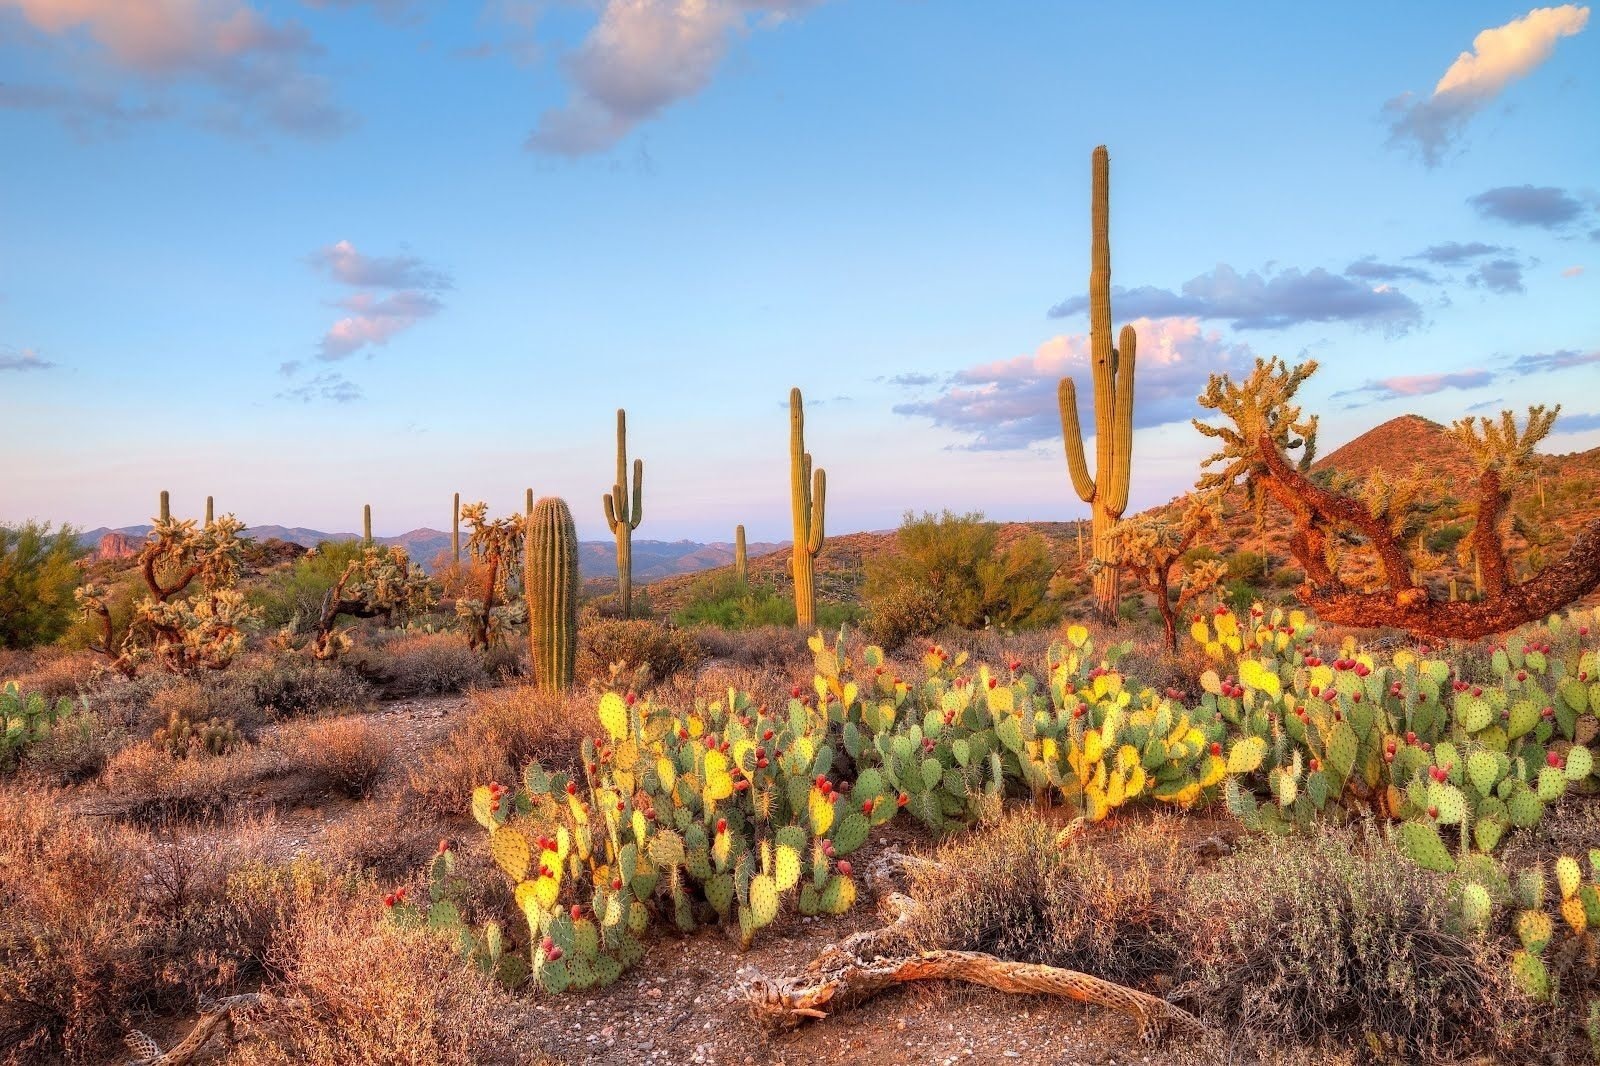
[1385,4,1589,165]
[527,0,820,156]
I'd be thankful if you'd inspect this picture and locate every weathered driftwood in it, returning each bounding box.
[124,993,271,1065]
[736,894,1206,1044]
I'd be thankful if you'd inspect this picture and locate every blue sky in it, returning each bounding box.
[2,1,1597,541]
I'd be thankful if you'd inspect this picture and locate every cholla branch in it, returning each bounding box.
[455,502,526,651]
[1106,493,1225,651]
[1195,359,1600,638]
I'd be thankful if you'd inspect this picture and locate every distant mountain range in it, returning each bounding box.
[77,525,787,583]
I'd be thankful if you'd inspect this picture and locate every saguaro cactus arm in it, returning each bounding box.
[602,409,644,532]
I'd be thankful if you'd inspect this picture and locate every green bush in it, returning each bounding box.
[1224,550,1266,584]
[0,522,88,649]
[249,540,368,630]
[673,574,794,629]
[864,511,1057,633]
[1426,522,1470,555]
[864,583,945,651]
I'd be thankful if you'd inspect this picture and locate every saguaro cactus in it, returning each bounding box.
[159,490,171,523]
[526,488,534,515]
[603,409,644,617]
[789,388,827,629]
[363,504,373,546]
[452,492,461,563]
[205,496,214,528]
[527,496,578,692]
[734,524,748,585]
[1058,145,1136,626]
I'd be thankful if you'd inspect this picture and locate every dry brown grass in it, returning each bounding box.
[362,631,487,697]
[406,685,595,818]
[231,893,541,1066]
[1,649,96,699]
[576,617,702,688]
[292,715,397,798]
[318,795,450,878]
[98,739,299,823]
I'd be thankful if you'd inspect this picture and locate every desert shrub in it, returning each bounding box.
[1224,550,1266,584]
[863,583,946,651]
[296,716,395,798]
[1271,566,1305,588]
[98,740,296,823]
[0,787,273,1064]
[232,894,536,1066]
[361,631,486,697]
[576,617,702,687]
[0,521,88,650]
[406,686,592,818]
[3,650,94,699]
[864,511,1058,633]
[1189,832,1509,1057]
[235,655,374,719]
[1426,522,1470,555]
[319,798,448,878]
[22,708,125,784]
[690,624,812,670]
[903,810,1189,987]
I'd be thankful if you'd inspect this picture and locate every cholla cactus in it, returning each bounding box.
[76,514,259,675]
[1105,493,1225,651]
[1194,358,1600,638]
[303,544,436,659]
[455,501,526,651]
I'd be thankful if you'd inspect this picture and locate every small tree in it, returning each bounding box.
[1194,357,1600,638]
[0,521,87,649]
[76,515,259,675]
[301,544,436,659]
[1105,494,1226,652]
[455,502,526,651]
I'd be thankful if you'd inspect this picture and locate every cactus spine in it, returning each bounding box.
[789,388,826,630]
[1058,145,1136,626]
[527,497,578,693]
[734,524,748,585]
[603,409,644,618]
[205,496,214,528]
[159,490,170,523]
[452,492,461,563]
[363,504,373,546]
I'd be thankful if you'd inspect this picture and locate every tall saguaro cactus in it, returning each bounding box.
[1058,145,1136,626]
[789,388,827,629]
[363,504,373,546]
[526,488,534,515]
[734,524,748,585]
[205,496,214,528]
[527,496,578,693]
[452,492,461,563]
[159,490,171,523]
[603,409,644,617]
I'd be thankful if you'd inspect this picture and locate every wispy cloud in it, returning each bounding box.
[0,0,351,137]
[1467,257,1526,293]
[1050,263,1423,333]
[1554,411,1600,433]
[277,371,363,403]
[309,240,453,291]
[1344,257,1437,284]
[0,345,55,371]
[884,372,939,388]
[1509,349,1600,373]
[1332,370,1494,404]
[1561,265,1585,277]
[526,0,823,156]
[1468,184,1589,229]
[1413,240,1508,264]
[305,240,449,362]
[1384,4,1590,166]
[894,316,1248,451]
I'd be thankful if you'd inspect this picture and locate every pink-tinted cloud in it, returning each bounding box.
[894,317,1250,450]
[0,0,349,136]
[319,290,443,360]
[527,0,822,156]
[1386,4,1590,166]
[1332,369,1494,404]
[0,345,56,371]
[310,239,452,291]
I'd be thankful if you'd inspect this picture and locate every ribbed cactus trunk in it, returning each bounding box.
[1058,146,1136,627]
[603,409,644,618]
[527,497,578,693]
[452,493,461,563]
[363,504,373,546]
[159,490,170,523]
[526,488,534,515]
[734,524,747,584]
[204,496,213,528]
[789,388,827,630]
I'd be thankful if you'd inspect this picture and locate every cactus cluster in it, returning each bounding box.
[1450,848,1600,1002]
[474,684,864,990]
[1194,602,1599,860]
[1,682,79,770]
[153,706,241,758]
[387,843,528,988]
